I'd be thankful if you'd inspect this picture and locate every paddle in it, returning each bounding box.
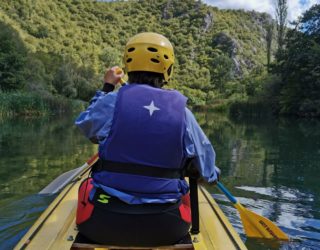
[216,181,289,241]
[39,153,99,195]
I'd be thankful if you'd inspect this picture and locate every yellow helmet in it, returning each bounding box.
[124,32,174,82]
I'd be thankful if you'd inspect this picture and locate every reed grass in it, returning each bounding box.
[0,92,76,118]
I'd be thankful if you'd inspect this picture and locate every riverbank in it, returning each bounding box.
[1,90,319,120]
[0,92,85,118]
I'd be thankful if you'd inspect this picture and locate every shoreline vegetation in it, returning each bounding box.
[0,1,319,118]
[0,92,85,118]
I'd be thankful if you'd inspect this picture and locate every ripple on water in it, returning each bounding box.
[236,186,314,202]
[213,186,320,250]
[0,194,54,250]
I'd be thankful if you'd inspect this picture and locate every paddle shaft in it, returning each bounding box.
[217,182,237,204]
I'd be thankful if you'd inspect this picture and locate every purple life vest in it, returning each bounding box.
[95,84,188,203]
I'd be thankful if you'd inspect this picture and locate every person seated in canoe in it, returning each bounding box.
[75,32,220,246]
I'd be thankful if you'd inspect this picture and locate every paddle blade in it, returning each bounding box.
[235,203,289,241]
[39,153,99,195]
[39,165,87,195]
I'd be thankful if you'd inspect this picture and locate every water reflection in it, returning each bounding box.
[197,112,320,249]
[0,115,96,205]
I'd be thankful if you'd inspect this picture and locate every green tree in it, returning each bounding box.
[275,0,288,53]
[209,52,233,93]
[53,62,77,97]
[0,21,27,91]
[275,4,320,116]
[266,23,274,71]
[23,56,53,93]
[99,46,122,71]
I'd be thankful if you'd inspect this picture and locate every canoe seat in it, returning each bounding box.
[71,232,194,250]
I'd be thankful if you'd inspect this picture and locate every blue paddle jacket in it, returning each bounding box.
[75,84,219,204]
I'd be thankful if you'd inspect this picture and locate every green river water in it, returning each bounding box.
[0,112,319,249]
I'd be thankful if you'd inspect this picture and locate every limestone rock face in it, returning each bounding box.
[212,32,242,76]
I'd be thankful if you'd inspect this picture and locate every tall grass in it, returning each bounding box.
[0,92,76,118]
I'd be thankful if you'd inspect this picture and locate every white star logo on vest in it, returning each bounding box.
[143,101,160,116]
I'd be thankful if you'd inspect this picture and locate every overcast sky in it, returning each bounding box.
[203,0,320,21]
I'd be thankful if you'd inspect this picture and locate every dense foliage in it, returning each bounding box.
[0,0,274,108]
[273,4,320,117]
[0,22,27,91]
[1,0,318,117]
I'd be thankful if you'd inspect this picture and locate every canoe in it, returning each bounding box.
[15,155,247,250]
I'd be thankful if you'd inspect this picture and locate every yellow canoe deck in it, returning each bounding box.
[15,168,247,250]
